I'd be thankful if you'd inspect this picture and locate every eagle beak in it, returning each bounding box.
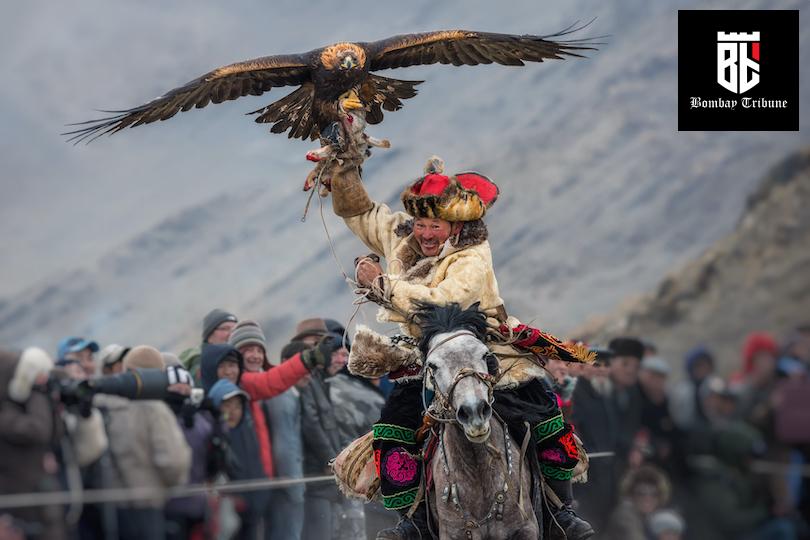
[341,57,356,70]
[341,91,364,111]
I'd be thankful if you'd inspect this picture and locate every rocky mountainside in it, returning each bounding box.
[0,0,807,359]
[575,148,810,376]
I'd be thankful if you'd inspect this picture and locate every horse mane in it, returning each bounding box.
[413,301,488,356]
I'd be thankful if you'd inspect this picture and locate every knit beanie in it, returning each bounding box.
[8,347,53,403]
[124,345,166,370]
[229,320,267,353]
[202,309,238,342]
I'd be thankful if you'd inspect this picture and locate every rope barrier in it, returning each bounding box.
[0,452,617,511]
[0,475,335,511]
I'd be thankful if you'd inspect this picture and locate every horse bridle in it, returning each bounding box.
[423,331,497,424]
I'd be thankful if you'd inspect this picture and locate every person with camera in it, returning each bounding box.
[93,346,191,540]
[0,347,64,540]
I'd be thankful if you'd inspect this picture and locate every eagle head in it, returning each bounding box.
[339,52,358,70]
[320,43,367,72]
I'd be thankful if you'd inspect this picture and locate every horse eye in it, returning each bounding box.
[427,361,438,371]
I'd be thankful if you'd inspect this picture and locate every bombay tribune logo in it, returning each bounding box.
[717,31,759,94]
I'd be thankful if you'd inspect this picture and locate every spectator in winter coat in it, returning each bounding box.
[97,343,129,375]
[603,465,673,540]
[181,308,238,383]
[684,422,793,540]
[56,336,99,379]
[570,352,621,531]
[637,356,679,476]
[328,355,386,540]
[669,346,715,431]
[209,378,268,540]
[95,346,191,540]
[162,354,220,540]
[300,334,347,540]
[0,348,64,540]
[265,341,312,540]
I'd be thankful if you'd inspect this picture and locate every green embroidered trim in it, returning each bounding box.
[373,423,417,445]
[382,487,420,509]
[532,414,565,443]
[540,463,574,481]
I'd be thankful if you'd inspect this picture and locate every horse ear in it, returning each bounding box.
[469,301,481,313]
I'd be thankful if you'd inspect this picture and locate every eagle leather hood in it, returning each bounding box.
[200,343,243,393]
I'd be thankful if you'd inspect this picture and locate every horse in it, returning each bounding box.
[415,301,540,540]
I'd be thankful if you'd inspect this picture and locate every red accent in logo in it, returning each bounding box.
[752,42,760,61]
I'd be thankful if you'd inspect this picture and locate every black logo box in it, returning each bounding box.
[678,10,799,131]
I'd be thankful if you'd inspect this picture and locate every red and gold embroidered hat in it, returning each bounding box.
[401,156,499,222]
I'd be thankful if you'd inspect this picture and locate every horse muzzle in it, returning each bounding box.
[456,398,493,443]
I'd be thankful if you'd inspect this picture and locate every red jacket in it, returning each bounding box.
[240,354,310,477]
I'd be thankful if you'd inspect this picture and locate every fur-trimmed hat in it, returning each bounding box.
[8,347,53,403]
[124,345,165,370]
[401,156,499,222]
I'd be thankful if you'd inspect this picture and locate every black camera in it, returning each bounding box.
[50,368,185,417]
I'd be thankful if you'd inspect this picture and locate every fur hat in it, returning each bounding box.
[124,345,165,370]
[348,325,421,378]
[202,309,238,342]
[8,347,53,403]
[400,156,499,222]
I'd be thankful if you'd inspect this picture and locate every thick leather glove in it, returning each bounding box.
[300,335,341,372]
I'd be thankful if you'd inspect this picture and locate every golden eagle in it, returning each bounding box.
[65,24,596,144]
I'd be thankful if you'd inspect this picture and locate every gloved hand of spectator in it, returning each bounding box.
[300,335,340,372]
[166,365,194,396]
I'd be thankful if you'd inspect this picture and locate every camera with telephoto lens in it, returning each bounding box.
[51,368,186,417]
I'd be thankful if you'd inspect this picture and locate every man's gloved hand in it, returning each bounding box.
[166,365,194,397]
[300,334,342,372]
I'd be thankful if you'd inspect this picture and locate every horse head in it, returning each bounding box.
[415,301,497,443]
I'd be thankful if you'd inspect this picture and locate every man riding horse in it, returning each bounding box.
[327,153,594,540]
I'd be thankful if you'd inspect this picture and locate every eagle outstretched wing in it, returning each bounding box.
[366,23,598,71]
[64,53,311,144]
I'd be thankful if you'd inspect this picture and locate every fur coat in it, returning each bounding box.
[343,202,521,335]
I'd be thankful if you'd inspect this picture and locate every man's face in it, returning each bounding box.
[690,357,714,383]
[638,369,667,401]
[327,347,349,376]
[217,358,240,383]
[413,218,458,256]
[62,361,86,381]
[208,321,237,345]
[68,348,96,378]
[751,350,777,384]
[220,396,244,428]
[610,356,640,388]
[239,344,265,373]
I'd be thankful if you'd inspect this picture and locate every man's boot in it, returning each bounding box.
[547,478,594,540]
[376,504,429,540]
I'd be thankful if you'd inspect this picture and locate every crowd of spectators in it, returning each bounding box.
[1,309,809,539]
